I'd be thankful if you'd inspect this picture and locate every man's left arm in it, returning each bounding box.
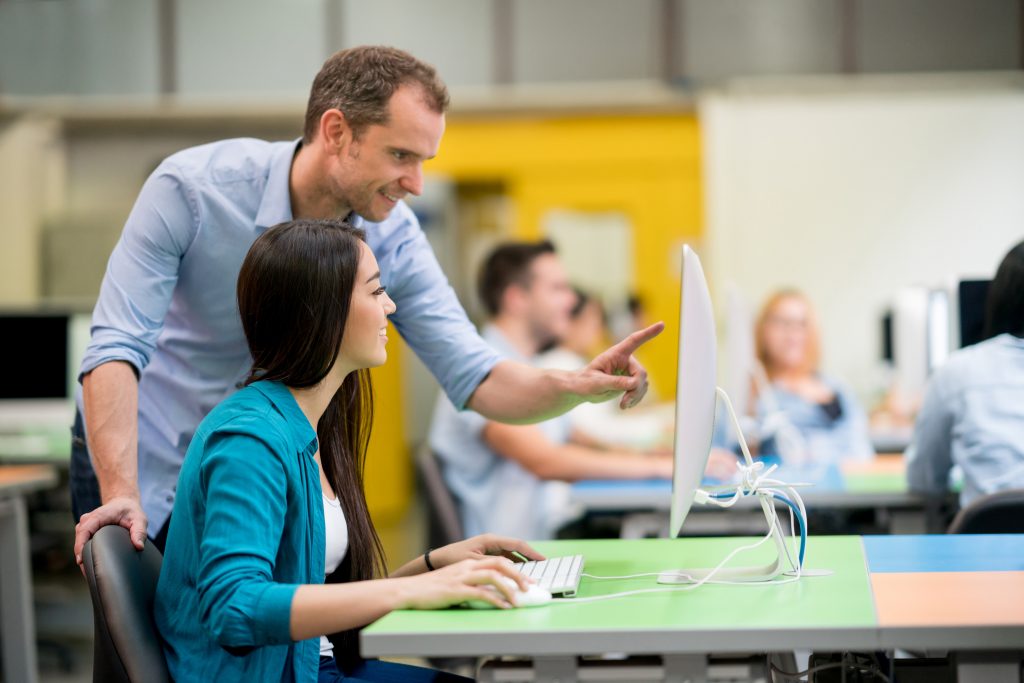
[376,207,663,423]
[466,324,664,423]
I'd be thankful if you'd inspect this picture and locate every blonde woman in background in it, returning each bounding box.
[716,290,874,464]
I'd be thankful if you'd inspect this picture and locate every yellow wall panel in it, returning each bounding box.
[430,113,703,395]
[363,323,409,524]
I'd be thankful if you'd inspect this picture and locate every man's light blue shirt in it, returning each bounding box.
[428,325,578,540]
[906,333,1024,506]
[154,380,322,683]
[78,138,502,531]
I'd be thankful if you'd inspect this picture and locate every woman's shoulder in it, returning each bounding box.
[194,384,293,453]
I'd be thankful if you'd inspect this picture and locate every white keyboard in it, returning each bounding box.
[515,554,584,597]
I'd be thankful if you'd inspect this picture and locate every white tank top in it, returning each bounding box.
[320,491,348,658]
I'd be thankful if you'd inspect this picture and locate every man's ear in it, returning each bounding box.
[319,109,350,152]
[502,284,528,316]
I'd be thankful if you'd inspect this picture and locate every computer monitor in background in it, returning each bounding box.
[880,310,894,363]
[892,287,929,403]
[958,279,991,348]
[927,289,950,371]
[0,312,90,454]
[723,284,755,422]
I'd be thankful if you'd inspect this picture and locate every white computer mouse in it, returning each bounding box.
[465,576,553,609]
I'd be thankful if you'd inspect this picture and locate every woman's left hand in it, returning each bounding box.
[427,533,546,570]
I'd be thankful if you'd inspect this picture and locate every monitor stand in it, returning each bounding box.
[656,493,794,583]
[657,387,802,585]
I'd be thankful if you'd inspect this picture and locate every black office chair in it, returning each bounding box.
[414,446,465,551]
[82,525,171,683]
[947,488,1024,534]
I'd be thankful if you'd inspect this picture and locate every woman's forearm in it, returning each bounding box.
[390,554,430,578]
[289,578,410,640]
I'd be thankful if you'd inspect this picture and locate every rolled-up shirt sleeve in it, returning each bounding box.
[79,167,199,379]
[195,431,298,648]
[375,210,503,410]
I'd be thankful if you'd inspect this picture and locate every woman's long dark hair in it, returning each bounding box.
[237,218,386,662]
[984,239,1024,340]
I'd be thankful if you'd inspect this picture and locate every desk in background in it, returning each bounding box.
[571,454,946,536]
[0,464,59,683]
[363,534,1024,682]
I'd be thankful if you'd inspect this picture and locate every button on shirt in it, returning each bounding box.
[154,380,323,683]
[428,325,579,540]
[907,333,1024,506]
[78,138,502,531]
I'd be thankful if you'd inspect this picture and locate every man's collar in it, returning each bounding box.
[254,139,301,230]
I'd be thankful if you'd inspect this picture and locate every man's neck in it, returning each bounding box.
[289,142,351,220]
[491,315,541,358]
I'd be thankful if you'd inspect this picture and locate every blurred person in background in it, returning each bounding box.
[907,240,1024,506]
[716,290,874,465]
[430,242,672,541]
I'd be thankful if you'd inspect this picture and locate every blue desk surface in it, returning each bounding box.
[574,461,847,497]
[862,534,1024,573]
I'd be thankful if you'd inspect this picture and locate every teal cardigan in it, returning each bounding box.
[154,380,326,682]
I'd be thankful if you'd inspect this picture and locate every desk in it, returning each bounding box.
[572,454,939,535]
[0,464,58,683]
[362,535,1024,682]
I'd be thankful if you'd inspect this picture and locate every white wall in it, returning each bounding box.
[702,75,1024,402]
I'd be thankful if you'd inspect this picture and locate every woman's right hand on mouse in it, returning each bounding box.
[396,556,532,610]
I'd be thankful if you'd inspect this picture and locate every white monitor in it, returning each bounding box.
[892,287,930,405]
[668,246,717,538]
[662,247,799,585]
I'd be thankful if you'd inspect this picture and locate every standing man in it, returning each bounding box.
[72,46,662,561]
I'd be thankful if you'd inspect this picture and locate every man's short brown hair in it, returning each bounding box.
[303,45,450,144]
[478,241,558,317]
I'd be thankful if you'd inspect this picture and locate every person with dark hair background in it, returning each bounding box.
[906,239,1024,505]
[72,46,662,562]
[155,219,544,682]
[430,241,672,541]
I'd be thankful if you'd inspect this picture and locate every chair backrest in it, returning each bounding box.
[82,525,171,683]
[948,488,1024,534]
[415,446,464,548]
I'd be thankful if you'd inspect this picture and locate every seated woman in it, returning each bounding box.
[155,219,541,682]
[907,240,1024,506]
[716,290,873,465]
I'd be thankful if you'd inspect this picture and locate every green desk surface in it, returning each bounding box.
[362,536,879,657]
[841,472,906,493]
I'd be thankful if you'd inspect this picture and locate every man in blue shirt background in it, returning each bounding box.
[72,45,662,562]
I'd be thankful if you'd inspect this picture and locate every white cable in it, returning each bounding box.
[552,574,805,605]
[571,515,789,603]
